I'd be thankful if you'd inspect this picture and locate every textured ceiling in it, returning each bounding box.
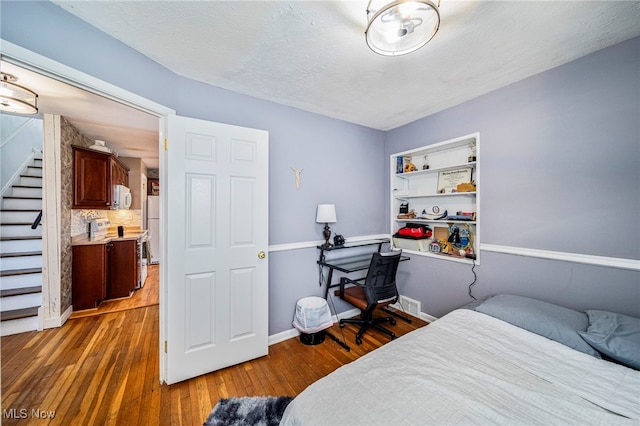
[52,0,640,131]
[8,1,639,170]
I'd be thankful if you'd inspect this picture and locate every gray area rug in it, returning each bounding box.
[204,396,294,426]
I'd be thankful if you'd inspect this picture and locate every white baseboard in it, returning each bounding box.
[267,307,438,346]
[42,305,73,330]
[268,308,361,346]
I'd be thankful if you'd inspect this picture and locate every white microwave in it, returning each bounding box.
[112,184,132,210]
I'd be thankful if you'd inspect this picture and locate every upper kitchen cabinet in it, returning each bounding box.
[120,157,147,210]
[73,145,130,209]
[111,159,129,187]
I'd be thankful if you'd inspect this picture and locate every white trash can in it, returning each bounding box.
[292,297,333,345]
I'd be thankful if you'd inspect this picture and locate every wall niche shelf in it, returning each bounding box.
[390,133,480,264]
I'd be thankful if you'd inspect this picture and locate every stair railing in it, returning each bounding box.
[31,211,42,229]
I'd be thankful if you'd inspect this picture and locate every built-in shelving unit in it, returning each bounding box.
[390,133,480,264]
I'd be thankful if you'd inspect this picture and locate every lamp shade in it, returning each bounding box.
[366,0,440,56]
[316,204,337,223]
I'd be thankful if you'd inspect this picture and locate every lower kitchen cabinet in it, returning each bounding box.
[107,240,137,299]
[72,244,108,310]
[72,239,137,310]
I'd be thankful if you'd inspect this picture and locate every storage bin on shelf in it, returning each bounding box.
[393,236,432,252]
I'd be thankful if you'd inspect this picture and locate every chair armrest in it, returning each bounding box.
[339,276,366,298]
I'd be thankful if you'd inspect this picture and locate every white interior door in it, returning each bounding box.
[164,115,269,384]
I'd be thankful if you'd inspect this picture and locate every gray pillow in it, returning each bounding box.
[579,310,640,370]
[474,294,601,358]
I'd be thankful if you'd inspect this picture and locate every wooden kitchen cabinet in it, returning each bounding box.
[111,158,129,187]
[107,240,137,299]
[72,239,138,311]
[72,145,129,209]
[72,243,108,310]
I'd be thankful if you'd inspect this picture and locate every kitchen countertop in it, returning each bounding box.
[71,230,148,246]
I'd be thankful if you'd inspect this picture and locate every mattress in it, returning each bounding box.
[280,309,640,425]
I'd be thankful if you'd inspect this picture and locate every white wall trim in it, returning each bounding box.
[420,312,438,323]
[268,328,300,345]
[41,115,63,329]
[268,234,391,253]
[481,243,640,272]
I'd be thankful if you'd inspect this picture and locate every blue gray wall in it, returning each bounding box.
[2,2,637,334]
[1,115,43,193]
[385,37,640,318]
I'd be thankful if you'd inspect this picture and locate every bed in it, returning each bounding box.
[280,295,640,425]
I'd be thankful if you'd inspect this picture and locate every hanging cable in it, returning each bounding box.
[467,259,477,301]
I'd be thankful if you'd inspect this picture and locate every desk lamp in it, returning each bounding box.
[316,204,337,248]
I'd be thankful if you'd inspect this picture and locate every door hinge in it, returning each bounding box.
[164,341,168,353]
[164,138,168,151]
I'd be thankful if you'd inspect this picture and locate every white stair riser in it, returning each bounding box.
[0,316,39,336]
[0,255,42,270]
[18,176,42,187]
[0,293,42,312]
[2,198,42,211]
[0,225,42,238]
[24,167,43,177]
[0,211,41,224]
[0,239,42,254]
[11,187,43,198]
[0,273,43,290]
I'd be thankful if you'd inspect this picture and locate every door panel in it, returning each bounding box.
[230,177,255,246]
[185,272,215,350]
[186,173,216,248]
[165,116,268,384]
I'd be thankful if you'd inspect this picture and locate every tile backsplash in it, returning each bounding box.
[71,209,143,237]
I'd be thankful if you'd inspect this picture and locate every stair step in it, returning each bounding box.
[0,210,41,224]
[0,238,42,254]
[24,167,42,177]
[18,176,42,187]
[2,198,42,211]
[1,306,39,321]
[0,223,42,238]
[1,291,42,312]
[0,253,42,270]
[1,271,43,290]
[1,315,39,335]
[0,267,42,277]
[0,251,42,258]
[0,285,42,298]
[10,187,42,198]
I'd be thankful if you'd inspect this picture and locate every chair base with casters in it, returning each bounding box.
[338,283,397,345]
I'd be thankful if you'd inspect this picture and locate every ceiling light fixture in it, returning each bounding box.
[0,72,39,114]
[365,0,440,56]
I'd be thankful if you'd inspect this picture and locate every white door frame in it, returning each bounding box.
[1,40,175,383]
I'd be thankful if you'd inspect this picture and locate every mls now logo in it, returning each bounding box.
[4,408,56,419]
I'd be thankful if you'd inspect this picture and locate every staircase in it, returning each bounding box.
[0,153,43,336]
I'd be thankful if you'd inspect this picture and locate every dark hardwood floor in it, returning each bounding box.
[1,268,428,425]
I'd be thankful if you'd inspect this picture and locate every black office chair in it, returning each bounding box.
[338,250,402,345]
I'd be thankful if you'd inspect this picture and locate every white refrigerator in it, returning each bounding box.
[147,195,161,264]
